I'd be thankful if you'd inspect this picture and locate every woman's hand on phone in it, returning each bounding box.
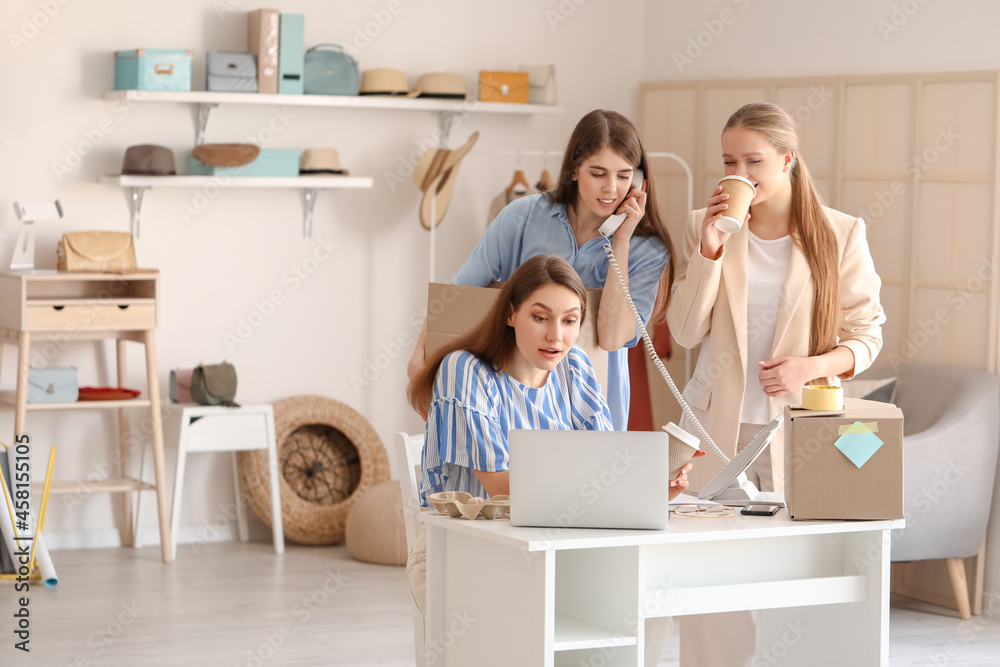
[612,179,647,243]
[701,185,749,260]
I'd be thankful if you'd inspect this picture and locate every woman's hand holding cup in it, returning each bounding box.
[701,178,754,260]
[702,185,738,259]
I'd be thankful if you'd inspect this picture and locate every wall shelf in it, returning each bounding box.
[104,89,562,113]
[98,174,374,238]
[102,89,560,238]
[104,89,562,145]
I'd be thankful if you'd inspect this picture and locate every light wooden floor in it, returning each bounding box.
[3,542,1000,666]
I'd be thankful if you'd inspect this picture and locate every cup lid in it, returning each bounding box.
[718,175,756,192]
[662,422,701,449]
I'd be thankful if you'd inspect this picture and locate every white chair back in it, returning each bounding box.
[394,431,425,550]
[394,431,426,667]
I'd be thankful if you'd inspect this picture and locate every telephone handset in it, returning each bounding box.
[598,168,645,238]
[598,166,784,506]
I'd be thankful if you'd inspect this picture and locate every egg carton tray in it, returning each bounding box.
[428,491,510,520]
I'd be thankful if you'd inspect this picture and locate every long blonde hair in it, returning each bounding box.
[407,255,588,418]
[724,102,840,357]
[548,109,675,323]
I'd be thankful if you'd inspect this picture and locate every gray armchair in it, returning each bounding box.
[858,364,1000,618]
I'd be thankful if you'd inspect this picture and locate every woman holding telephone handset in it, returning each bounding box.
[663,102,885,666]
[407,109,676,431]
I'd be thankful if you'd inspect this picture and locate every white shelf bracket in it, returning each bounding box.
[195,103,219,145]
[302,188,320,238]
[127,186,149,238]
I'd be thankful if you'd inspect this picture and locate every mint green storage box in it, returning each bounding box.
[115,49,193,91]
[188,150,300,177]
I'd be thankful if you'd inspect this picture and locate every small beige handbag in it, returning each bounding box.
[519,64,557,105]
[57,231,138,273]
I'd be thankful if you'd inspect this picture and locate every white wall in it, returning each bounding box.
[0,0,643,548]
[643,0,1000,80]
[644,0,1000,598]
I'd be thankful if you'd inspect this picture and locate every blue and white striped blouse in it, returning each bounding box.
[451,194,670,431]
[418,345,613,507]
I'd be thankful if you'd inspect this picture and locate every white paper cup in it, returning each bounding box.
[716,175,756,234]
[662,422,701,479]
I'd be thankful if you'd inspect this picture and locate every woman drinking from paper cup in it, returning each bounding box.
[664,102,886,667]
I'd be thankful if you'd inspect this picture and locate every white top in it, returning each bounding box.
[741,231,794,424]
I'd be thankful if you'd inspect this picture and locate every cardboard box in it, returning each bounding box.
[784,397,904,521]
[424,283,608,397]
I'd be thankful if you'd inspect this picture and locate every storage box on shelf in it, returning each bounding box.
[0,269,173,562]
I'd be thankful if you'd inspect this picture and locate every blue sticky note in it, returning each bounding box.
[834,422,884,468]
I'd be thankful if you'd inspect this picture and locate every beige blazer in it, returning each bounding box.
[666,206,885,493]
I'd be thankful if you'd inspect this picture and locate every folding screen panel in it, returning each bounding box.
[639,71,1000,379]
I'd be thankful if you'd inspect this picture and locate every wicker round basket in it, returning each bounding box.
[237,395,390,545]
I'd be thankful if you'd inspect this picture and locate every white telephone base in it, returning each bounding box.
[706,474,785,507]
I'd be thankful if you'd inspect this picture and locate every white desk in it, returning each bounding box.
[421,511,904,666]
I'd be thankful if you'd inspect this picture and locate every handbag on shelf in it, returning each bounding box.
[78,387,141,401]
[169,368,194,403]
[478,71,529,104]
[57,231,138,274]
[27,367,78,403]
[206,51,258,92]
[303,44,360,96]
[190,362,239,407]
[519,64,557,105]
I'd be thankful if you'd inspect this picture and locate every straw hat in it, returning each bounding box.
[412,131,479,230]
[358,68,409,96]
[299,148,349,175]
[191,143,260,167]
[407,72,466,99]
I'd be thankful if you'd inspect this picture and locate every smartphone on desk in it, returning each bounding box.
[741,504,780,516]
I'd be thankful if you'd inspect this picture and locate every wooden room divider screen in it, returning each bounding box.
[639,70,1000,617]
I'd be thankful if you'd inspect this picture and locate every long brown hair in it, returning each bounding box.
[407,255,589,417]
[547,109,675,323]
[724,102,840,357]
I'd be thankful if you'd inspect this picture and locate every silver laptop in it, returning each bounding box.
[508,429,671,530]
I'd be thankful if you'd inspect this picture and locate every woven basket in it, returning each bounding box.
[237,395,390,545]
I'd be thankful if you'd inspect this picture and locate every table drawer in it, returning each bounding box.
[186,412,271,452]
[25,301,156,331]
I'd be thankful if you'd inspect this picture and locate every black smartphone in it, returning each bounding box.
[740,504,780,516]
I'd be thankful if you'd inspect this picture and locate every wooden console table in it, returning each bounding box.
[0,269,172,562]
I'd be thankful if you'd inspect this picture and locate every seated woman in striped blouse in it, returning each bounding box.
[405,255,693,612]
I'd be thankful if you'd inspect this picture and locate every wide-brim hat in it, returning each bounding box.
[300,148,349,175]
[412,131,479,230]
[122,144,176,175]
[359,68,409,96]
[407,72,466,99]
[191,143,260,168]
